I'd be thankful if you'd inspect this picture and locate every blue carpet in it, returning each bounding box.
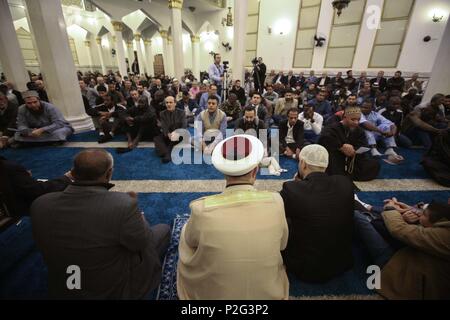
[0,146,430,180]
[0,131,449,299]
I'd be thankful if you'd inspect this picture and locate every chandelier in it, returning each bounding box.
[222,7,233,26]
[332,0,351,17]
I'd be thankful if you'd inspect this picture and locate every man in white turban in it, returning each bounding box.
[177,134,289,300]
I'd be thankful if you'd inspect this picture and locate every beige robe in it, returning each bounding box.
[378,210,450,300]
[177,184,289,300]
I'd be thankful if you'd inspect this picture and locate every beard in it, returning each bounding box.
[242,120,256,131]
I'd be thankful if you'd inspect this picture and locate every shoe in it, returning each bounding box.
[371,148,382,157]
[384,148,398,156]
[98,134,112,144]
[161,156,171,164]
[116,147,133,154]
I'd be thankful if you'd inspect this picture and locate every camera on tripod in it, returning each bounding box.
[223,61,229,71]
[251,57,258,65]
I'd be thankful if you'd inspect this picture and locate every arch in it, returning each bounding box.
[97,26,110,38]
[197,20,215,35]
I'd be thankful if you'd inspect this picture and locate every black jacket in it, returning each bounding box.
[280,172,354,282]
[278,119,304,150]
[121,104,156,125]
[159,108,187,136]
[316,77,331,87]
[229,87,246,107]
[0,157,70,217]
[30,182,162,299]
[370,77,387,92]
[234,117,266,138]
[86,103,126,118]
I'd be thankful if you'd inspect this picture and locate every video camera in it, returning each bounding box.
[223,61,229,71]
[251,57,258,65]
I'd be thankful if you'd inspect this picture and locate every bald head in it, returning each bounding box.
[72,149,114,182]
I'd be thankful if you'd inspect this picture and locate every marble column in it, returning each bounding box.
[232,0,248,83]
[111,21,128,77]
[160,29,170,76]
[95,37,107,75]
[134,33,146,75]
[423,18,450,102]
[127,40,134,70]
[190,34,200,80]
[144,39,155,76]
[0,0,29,91]
[24,0,93,132]
[167,36,174,77]
[84,40,94,72]
[169,0,184,80]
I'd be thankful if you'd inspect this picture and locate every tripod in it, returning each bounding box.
[253,63,262,93]
[222,69,230,100]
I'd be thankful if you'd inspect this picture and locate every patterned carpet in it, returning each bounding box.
[0,130,449,300]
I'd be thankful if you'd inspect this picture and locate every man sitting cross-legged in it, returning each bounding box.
[194,95,227,155]
[359,98,399,157]
[117,96,158,153]
[280,145,354,283]
[31,149,171,299]
[87,92,126,143]
[13,90,73,147]
[154,95,187,163]
[279,108,304,160]
[177,135,289,299]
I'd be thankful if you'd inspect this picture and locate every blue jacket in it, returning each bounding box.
[307,99,332,118]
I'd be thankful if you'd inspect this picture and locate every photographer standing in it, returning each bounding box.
[253,57,266,94]
[208,53,224,97]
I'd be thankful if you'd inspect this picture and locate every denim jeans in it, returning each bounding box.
[304,130,319,144]
[353,211,395,268]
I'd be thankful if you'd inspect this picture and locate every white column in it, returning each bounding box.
[84,40,94,72]
[134,33,146,75]
[126,40,133,63]
[111,21,128,77]
[144,39,155,76]
[167,36,174,77]
[423,18,450,102]
[232,0,248,83]
[353,0,384,70]
[191,34,200,80]
[95,37,107,75]
[0,0,28,91]
[24,0,93,132]
[169,0,185,79]
[311,0,334,70]
[160,30,170,76]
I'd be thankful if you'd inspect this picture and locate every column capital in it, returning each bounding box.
[134,33,141,41]
[168,35,173,44]
[127,41,133,48]
[190,34,200,43]
[144,39,152,46]
[160,30,168,39]
[95,37,102,45]
[168,0,183,9]
[111,21,124,32]
[84,40,91,47]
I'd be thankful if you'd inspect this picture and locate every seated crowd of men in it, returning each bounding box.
[1,69,449,166]
[0,69,449,300]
